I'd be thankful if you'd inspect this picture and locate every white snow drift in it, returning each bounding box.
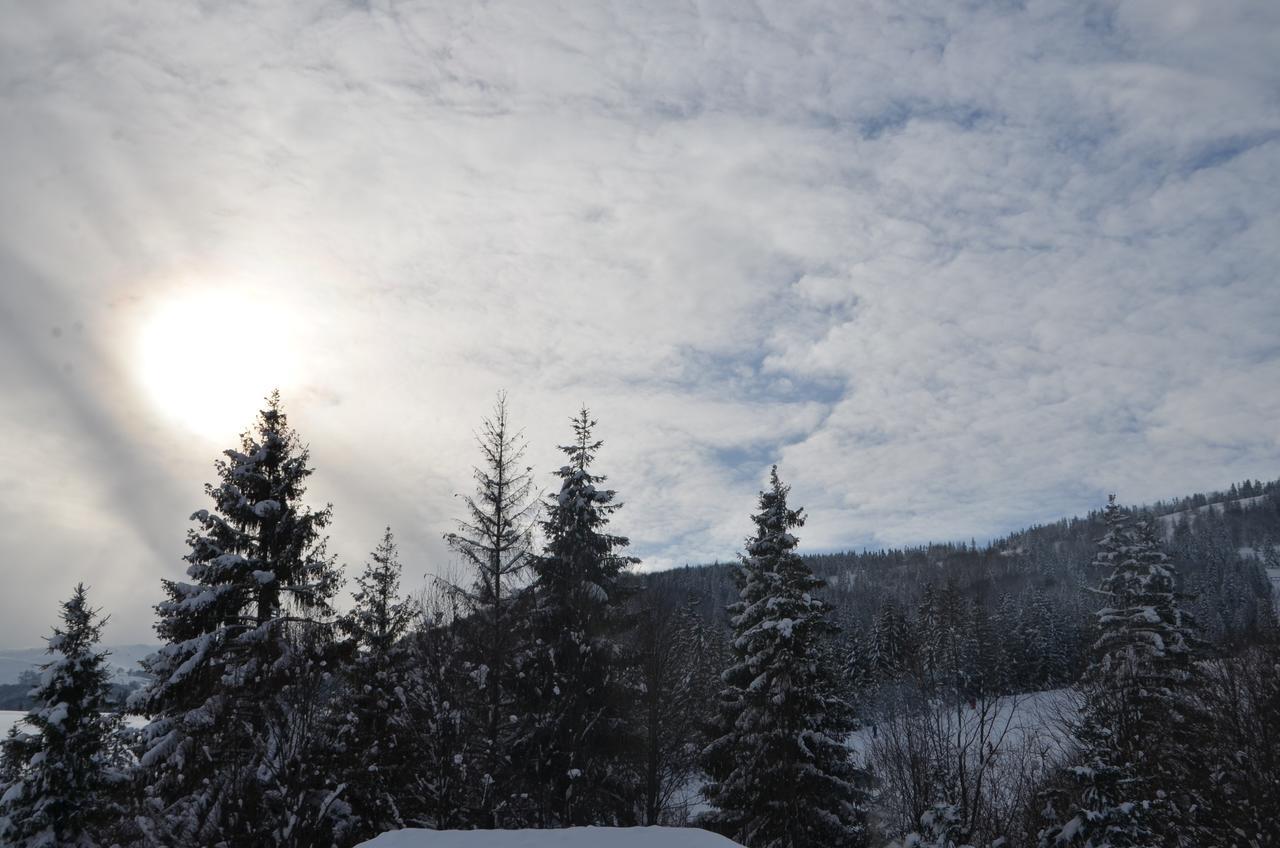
[357,826,743,848]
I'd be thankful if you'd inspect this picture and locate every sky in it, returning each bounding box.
[2,0,1279,646]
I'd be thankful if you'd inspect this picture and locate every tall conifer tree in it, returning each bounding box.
[703,467,869,848]
[1040,496,1207,847]
[444,393,538,827]
[329,528,416,840]
[515,408,639,826]
[134,393,342,846]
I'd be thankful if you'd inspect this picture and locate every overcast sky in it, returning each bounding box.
[2,0,1278,646]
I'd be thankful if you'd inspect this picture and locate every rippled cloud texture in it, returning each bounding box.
[2,0,1278,643]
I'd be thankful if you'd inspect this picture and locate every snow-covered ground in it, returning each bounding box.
[849,688,1076,760]
[1,710,147,737]
[358,827,742,847]
[0,710,21,738]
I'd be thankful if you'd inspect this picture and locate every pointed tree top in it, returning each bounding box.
[560,406,604,471]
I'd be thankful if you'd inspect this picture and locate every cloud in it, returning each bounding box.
[1,0,1278,644]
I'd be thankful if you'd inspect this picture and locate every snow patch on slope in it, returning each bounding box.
[1155,494,1270,538]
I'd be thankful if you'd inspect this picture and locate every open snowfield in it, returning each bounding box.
[1,710,23,738]
[849,688,1077,761]
[358,827,743,848]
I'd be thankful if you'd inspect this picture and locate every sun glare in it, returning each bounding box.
[137,291,296,442]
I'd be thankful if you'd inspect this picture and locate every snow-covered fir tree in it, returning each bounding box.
[916,582,970,697]
[0,584,126,848]
[514,408,639,827]
[702,466,869,848]
[1039,495,1207,847]
[328,528,417,841]
[993,592,1027,691]
[841,621,875,704]
[444,393,539,827]
[963,599,1002,697]
[870,600,913,686]
[133,393,344,847]
[1020,589,1068,688]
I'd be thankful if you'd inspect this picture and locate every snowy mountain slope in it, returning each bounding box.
[358,828,743,847]
[0,643,156,685]
[1155,493,1271,537]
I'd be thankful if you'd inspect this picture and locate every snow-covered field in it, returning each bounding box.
[358,827,742,847]
[1,710,147,737]
[1,710,23,738]
[849,688,1076,760]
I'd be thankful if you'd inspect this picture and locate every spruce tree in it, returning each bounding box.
[0,584,126,848]
[444,393,538,827]
[702,466,869,848]
[840,622,876,709]
[995,592,1029,691]
[870,600,913,686]
[134,393,343,846]
[1040,496,1207,847]
[329,528,417,841]
[1020,589,1067,688]
[514,408,639,826]
[917,582,969,697]
[964,600,1002,698]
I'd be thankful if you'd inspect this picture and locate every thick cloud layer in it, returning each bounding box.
[2,0,1278,644]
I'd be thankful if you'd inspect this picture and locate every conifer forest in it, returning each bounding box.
[3,394,1279,848]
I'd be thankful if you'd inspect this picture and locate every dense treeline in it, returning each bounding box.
[1,393,1278,848]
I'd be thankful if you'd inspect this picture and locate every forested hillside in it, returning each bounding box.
[656,478,1280,696]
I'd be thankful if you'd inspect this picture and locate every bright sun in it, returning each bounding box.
[138,291,296,442]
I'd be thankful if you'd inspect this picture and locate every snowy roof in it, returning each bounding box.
[357,827,743,848]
